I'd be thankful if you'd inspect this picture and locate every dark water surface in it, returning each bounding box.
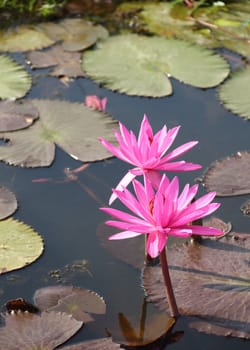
[0,52,249,349]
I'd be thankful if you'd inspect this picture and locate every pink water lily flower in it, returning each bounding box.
[101,175,223,258]
[85,95,107,111]
[99,115,201,204]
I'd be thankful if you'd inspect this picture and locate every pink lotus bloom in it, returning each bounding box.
[99,115,201,204]
[85,95,107,111]
[101,176,223,258]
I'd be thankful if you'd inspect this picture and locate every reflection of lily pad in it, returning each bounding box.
[34,285,106,322]
[27,44,85,77]
[202,151,250,196]
[82,34,229,97]
[142,232,250,338]
[0,56,32,99]
[0,311,83,349]
[0,186,18,220]
[61,338,121,350]
[0,100,39,131]
[0,218,44,274]
[0,25,54,52]
[0,99,118,167]
[39,18,108,52]
[219,67,250,120]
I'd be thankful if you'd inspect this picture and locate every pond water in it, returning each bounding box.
[0,25,250,350]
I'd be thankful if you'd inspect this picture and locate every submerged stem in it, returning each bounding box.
[160,249,179,318]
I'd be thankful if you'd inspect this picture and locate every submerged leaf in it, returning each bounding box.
[0,218,44,274]
[202,151,250,196]
[219,67,250,120]
[0,311,82,349]
[142,232,250,338]
[27,45,85,78]
[0,56,31,100]
[34,285,106,322]
[0,99,118,167]
[0,100,39,131]
[0,186,18,220]
[82,34,229,97]
[39,18,108,52]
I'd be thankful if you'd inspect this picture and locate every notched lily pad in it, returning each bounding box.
[0,99,118,167]
[27,44,85,78]
[0,311,83,349]
[34,285,106,322]
[82,34,229,97]
[0,25,54,52]
[0,100,39,131]
[202,151,250,196]
[0,218,44,274]
[0,55,32,100]
[142,232,250,338]
[219,66,250,120]
[0,186,18,220]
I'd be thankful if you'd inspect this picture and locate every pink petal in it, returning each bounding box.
[109,171,136,204]
[109,231,143,240]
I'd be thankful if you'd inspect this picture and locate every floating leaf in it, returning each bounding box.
[82,34,229,97]
[142,232,250,338]
[202,151,250,196]
[27,45,85,78]
[34,285,106,322]
[60,338,121,350]
[0,311,82,349]
[0,25,54,52]
[219,67,250,120]
[122,2,250,58]
[0,56,32,100]
[39,18,109,52]
[0,99,118,167]
[0,218,44,274]
[0,186,18,220]
[0,100,39,131]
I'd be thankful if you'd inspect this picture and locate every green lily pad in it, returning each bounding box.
[0,218,44,274]
[0,25,54,52]
[142,232,250,339]
[0,311,83,350]
[219,67,250,120]
[0,56,32,100]
[39,18,109,52]
[82,34,229,97]
[202,151,250,196]
[0,100,39,131]
[0,99,118,167]
[0,186,18,220]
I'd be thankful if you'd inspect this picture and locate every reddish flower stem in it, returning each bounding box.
[159,249,179,318]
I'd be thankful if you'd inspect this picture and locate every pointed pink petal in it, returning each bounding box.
[109,171,136,204]
[162,141,199,162]
[109,231,143,240]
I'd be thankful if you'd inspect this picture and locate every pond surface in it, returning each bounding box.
[0,30,249,350]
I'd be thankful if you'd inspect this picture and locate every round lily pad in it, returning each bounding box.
[202,151,250,196]
[0,55,32,100]
[0,100,39,131]
[219,67,250,120]
[82,34,229,97]
[0,218,44,274]
[0,186,18,220]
